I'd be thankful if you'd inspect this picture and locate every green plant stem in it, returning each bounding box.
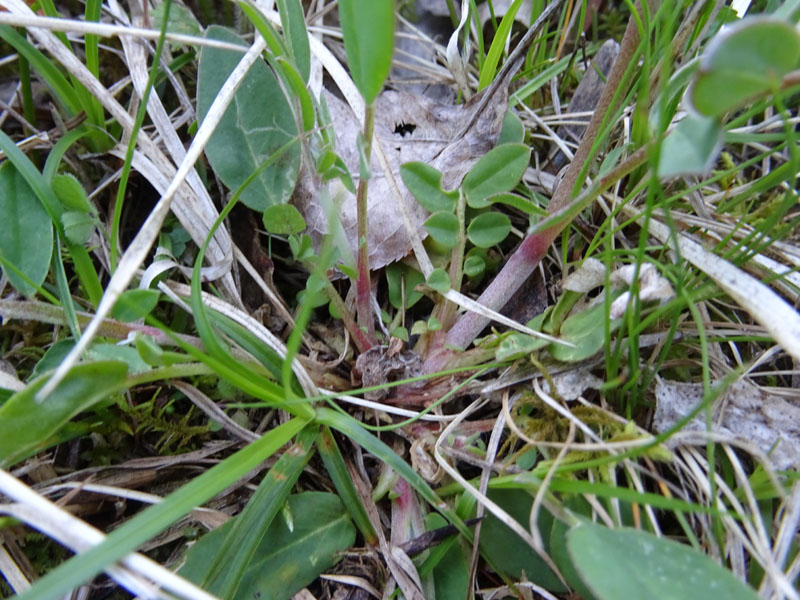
[434,189,467,335]
[428,2,649,370]
[355,102,377,344]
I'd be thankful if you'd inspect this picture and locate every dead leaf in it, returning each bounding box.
[354,344,424,401]
[293,84,509,274]
[653,378,800,470]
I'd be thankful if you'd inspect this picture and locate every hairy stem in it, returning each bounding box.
[355,102,377,344]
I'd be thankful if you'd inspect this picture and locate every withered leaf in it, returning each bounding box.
[293,85,509,273]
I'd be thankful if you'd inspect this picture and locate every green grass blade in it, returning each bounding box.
[478,0,525,90]
[18,416,309,600]
[316,407,471,540]
[202,424,319,598]
[276,0,310,81]
[0,25,82,114]
[317,426,377,544]
[0,361,128,468]
[51,237,81,338]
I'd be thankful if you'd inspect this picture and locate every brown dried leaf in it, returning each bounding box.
[654,379,800,470]
[293,85,509,273]
[354,344,424,401]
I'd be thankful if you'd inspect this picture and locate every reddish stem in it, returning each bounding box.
[356,103,377,345]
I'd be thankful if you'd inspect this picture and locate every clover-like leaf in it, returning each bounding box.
[467,212,511,248]
[464,143,530,208]
[424,211,460,249]
[400,162,458,213]
[691,17,800,117]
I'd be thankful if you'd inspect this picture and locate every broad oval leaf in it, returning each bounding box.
[463,254,485,278]
[478,488,567,592]
[657,113,723,178]
[467,212,511,248]
[111,289,160,322]
[426,268,451,294]
[400,162,458,213]
[386,263,425,309]
[0,361,128,468]
[338,0,394,105]
[691,17,800,117]
[464,143,530,208]
[548,300,620,362]
[51,173,93,213]
[181,492,355,600]
[567,521,759,600]
[197,26,301,211]
[0,161,53,296]
[424,211,460,248]
[263,204,306,235]
[61,210,96,245]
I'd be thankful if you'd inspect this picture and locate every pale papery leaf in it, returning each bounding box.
[654,379,800,471]
[294,86,509,274]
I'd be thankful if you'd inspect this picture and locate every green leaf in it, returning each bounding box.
[489,192,542,215]
[317,427,377,544]
[85,343,151,374]
[427,513,471,600]
[276,0,310,82]
[0,162,53,296]
[550,499,599,600]
[658,114,723,178]
[467,212,511,248]
[400,162,458,213]
[111,289,161,322]
[426,268,451,295]
[548,301,619,362]
[51,173,93,213]
[567,521,759,600]
[463,143,530,208]
[151,1,201,37]
[386,263,425,309]
[61,211,95,245]
[197,26,301,210]
[424,211,460,248]
[276,58,315,131]
[263,203,306,235]
[0,361,128,468]
[691,17,800,117]
[496,332,548,361]
[193,426,318,598]
[478,488,567,592]
[338,0,395,105]
[0,25,82,115]
[19,418,309,600]
[478,0,526,90]
[32,340,75,379]
[498,109,525,145]
[182,492,355,600]
[463,254,485,278]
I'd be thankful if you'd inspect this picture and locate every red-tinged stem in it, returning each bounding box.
[423,3,651,373]
[356,103,377,345]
